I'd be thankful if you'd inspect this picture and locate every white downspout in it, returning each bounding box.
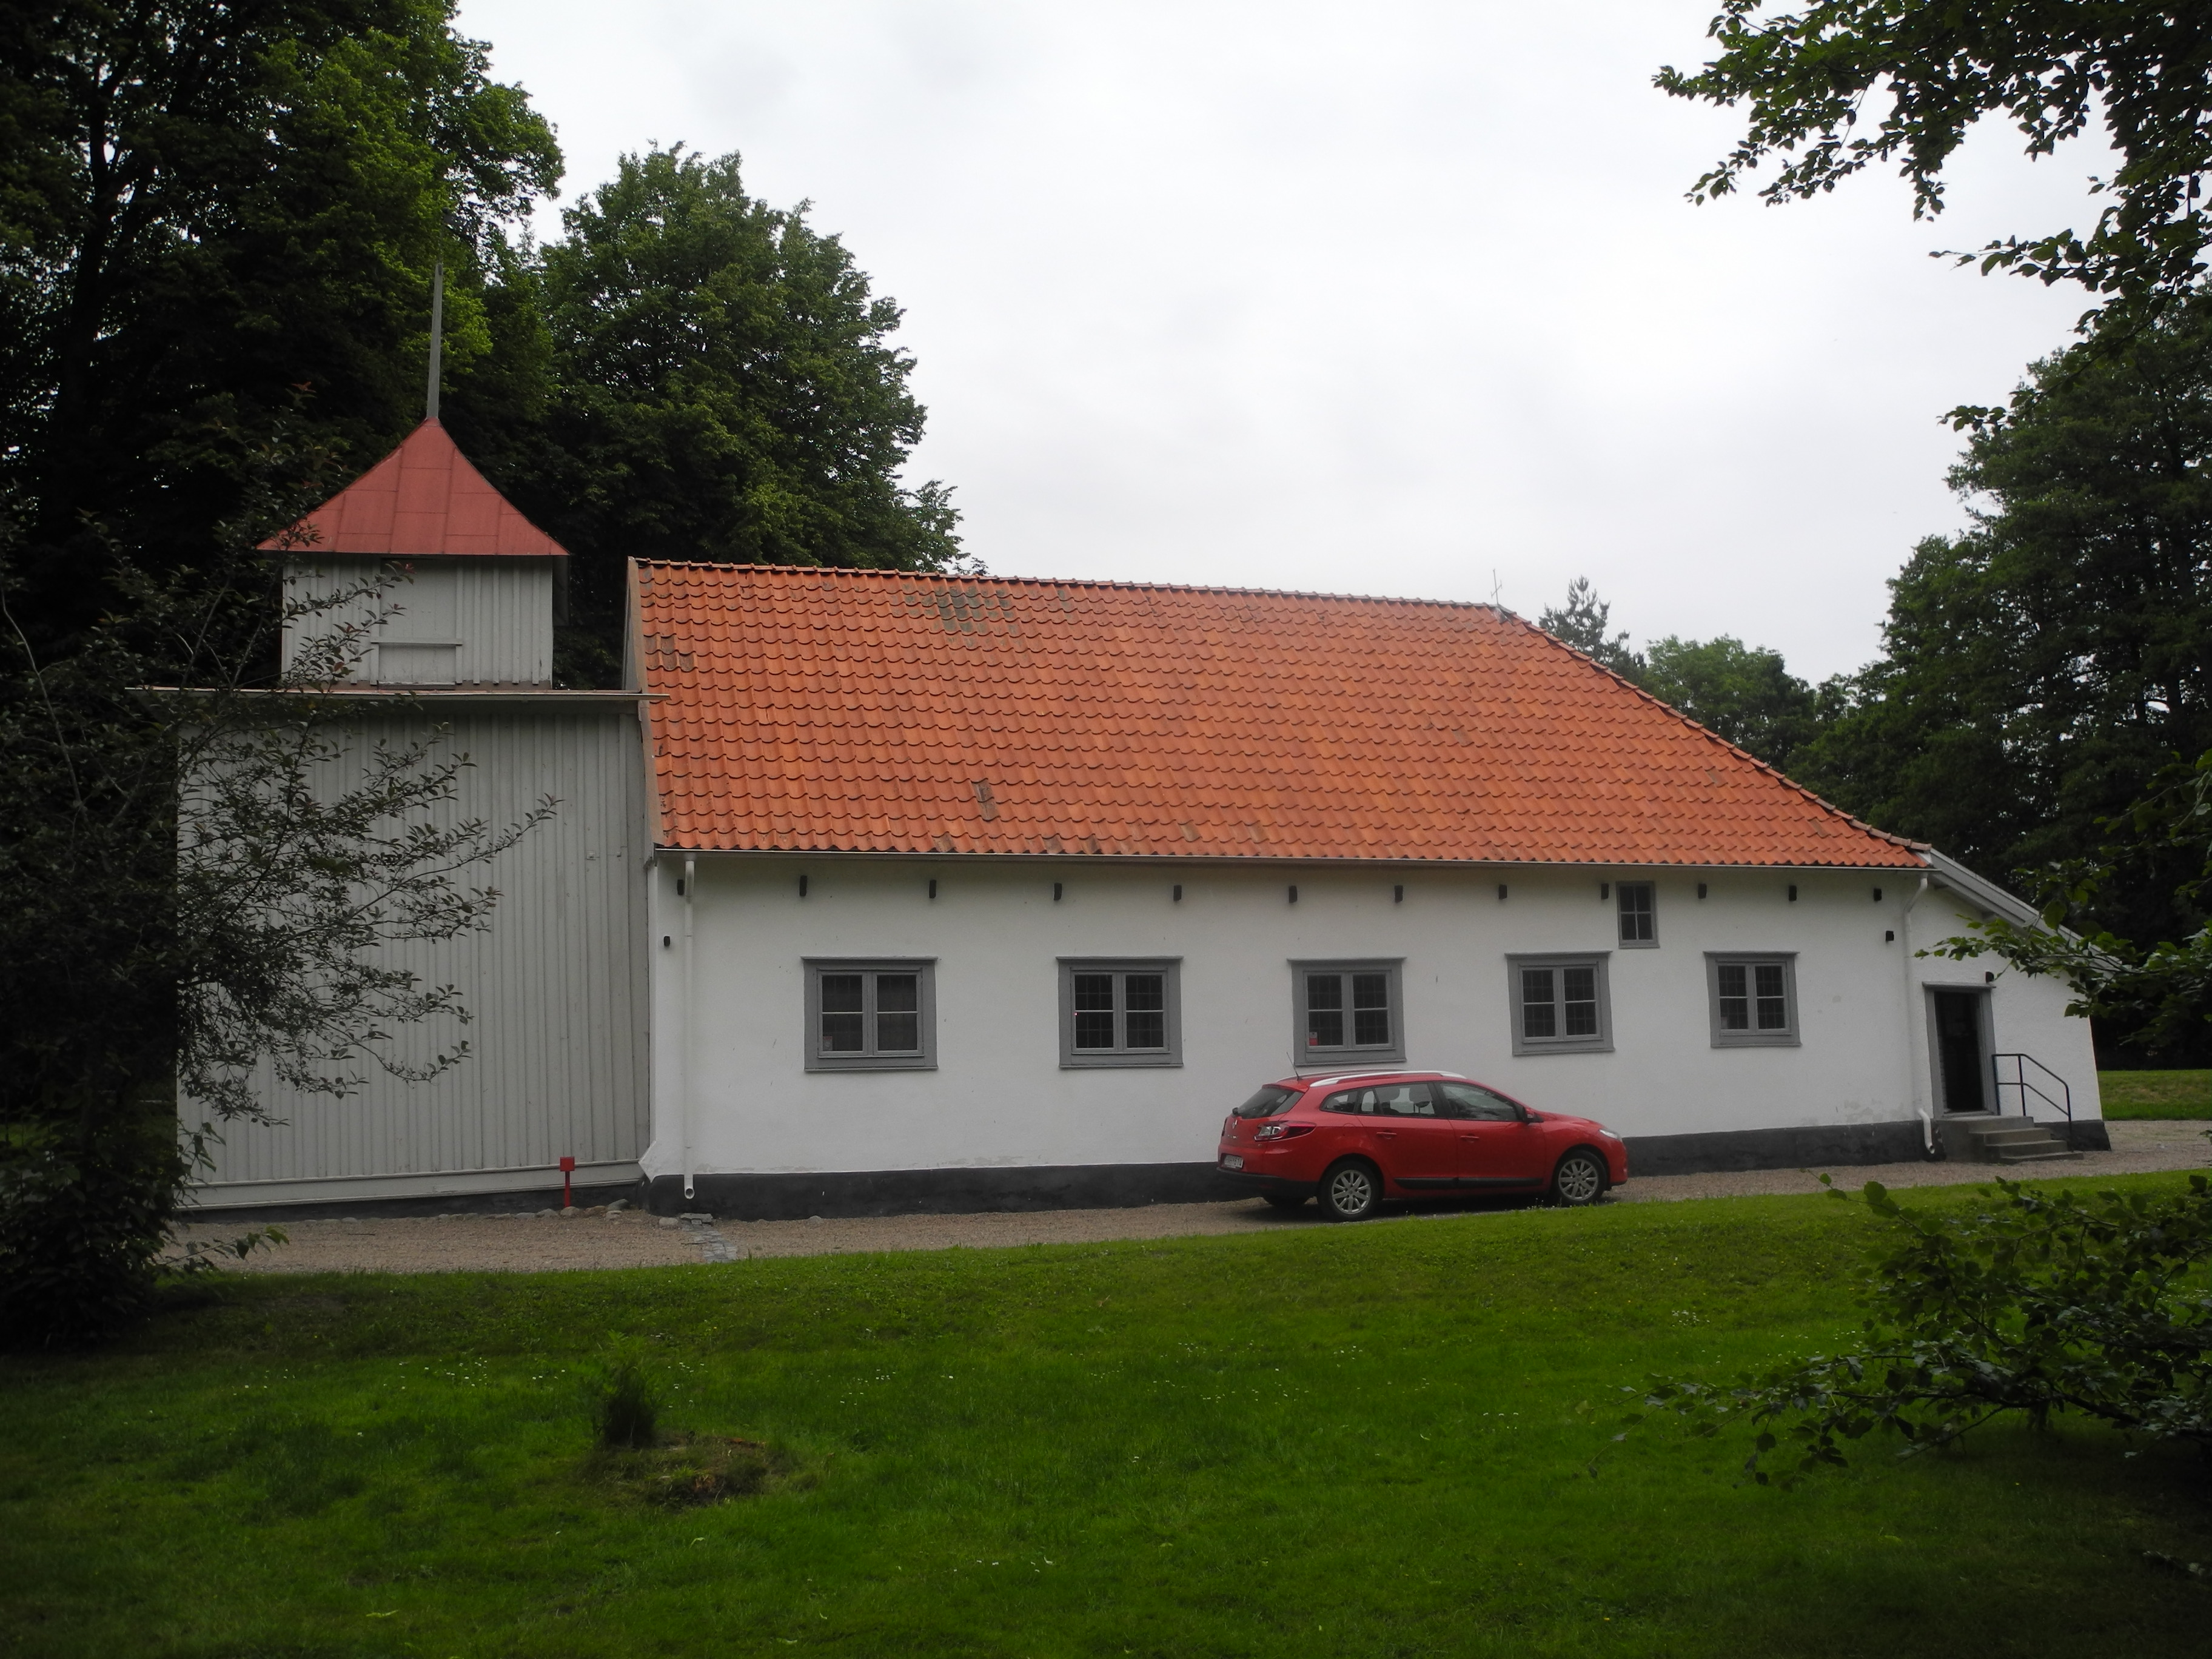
[1900,873,1932,1153]
[682,854,697,1201]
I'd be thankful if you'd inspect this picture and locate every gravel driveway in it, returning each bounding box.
[173,1120,2208,1275]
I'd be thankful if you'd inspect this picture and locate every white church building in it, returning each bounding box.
[192,422,2106,1216]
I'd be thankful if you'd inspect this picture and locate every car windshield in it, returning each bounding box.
[1232,1085,1301,1118]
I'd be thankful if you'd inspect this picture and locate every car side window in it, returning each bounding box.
[1318,1085,1435,1115]
[1372,1082,1435,1116]
[1436,1081,1520,1122]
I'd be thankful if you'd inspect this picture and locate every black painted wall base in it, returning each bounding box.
[649,1116,2120,1218]
[648,1162,1242,1221]
[1621,1121,1934,1177]
[2059,1119,2114,1152]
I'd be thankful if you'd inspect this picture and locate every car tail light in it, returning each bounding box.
[1256,1122,1315,1141]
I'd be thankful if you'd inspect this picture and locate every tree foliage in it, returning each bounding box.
[449,147,964,683]
[1798,301,2212,975]
[1537,577,1643,677]
[1640,634,1828,776]
[1929,749,2211,1053]
[1643,1175,2212,1484]
[0,1,560,646]
[1535,578,1828,775]
[1659,2,2212,319]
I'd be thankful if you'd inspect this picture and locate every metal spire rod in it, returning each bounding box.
[425,259,444,421]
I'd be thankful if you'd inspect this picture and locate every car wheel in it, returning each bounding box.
[1551,1150,1607,1207]
[1261,1193,1308,1212]
[1318,1159,1382,1222]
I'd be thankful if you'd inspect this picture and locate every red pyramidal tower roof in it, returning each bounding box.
[261,418,567,558]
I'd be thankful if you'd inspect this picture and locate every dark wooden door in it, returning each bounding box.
[1932,990,1987,1113]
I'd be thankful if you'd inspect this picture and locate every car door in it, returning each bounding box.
[1359,1082,1459,1190]
[1434,1082,1550,1189]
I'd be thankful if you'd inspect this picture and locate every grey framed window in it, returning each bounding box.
[1706,953,1798,1047]
[1507,953,1613,1056]
[1059,959,1182,1068]
[803,959,937,1071]
[1617,881,1657,947]
[1292,959,1405,1065]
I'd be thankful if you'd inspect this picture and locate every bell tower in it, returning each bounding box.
[266,418,565,686]
[198,336,652,1210]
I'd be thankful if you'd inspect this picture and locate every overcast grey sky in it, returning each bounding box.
[455,1,2108,681]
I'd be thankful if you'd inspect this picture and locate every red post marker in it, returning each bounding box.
[559,1155,576,1208]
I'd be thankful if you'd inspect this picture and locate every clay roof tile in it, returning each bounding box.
[636,563,1925,869]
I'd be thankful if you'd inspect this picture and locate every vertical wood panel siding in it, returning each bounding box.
[193,704,649,1191]
[280,559,554,685]
[451,562,553,684]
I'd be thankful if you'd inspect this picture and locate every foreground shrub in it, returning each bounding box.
[1643,1175,2212,1484]
[0,1122,283,1349]
[0,1136,179,1347]
[588,1343,662,1449]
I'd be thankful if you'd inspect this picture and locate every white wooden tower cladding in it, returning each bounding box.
[190,421,652,1210]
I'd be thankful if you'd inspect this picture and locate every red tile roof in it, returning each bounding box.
[261,419,567,559]
[634,562,1925,868]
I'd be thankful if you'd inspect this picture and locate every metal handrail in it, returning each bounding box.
[1990,1053,2073,1122]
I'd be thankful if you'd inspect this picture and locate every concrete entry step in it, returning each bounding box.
[1954,1117,2082,1164]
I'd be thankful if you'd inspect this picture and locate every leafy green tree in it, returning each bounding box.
[0,1,560,646]
[449,148,964,685]
[1537,577,1644,678]
[1660,2,2212,320]
[1535,579,1832,776]
[1797,302,2212,977]
[1644,1174,2212,1484]
[1640,635,1826,775]
[1929,751,2210,1054]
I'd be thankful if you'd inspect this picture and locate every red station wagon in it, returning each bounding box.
[1216,1071,1629,1221]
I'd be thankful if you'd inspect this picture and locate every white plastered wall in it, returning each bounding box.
[646,856,2100,1181]
[1902,879,2103,1122]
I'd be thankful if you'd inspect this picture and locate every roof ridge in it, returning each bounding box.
[1509,611,1928,853]
[629,558,1507,613]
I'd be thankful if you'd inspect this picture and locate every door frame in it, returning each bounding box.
[1922,984,1996,1116]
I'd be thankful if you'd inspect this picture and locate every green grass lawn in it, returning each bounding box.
[6,1178,2211,1658]
[2100,1070,2212,1118]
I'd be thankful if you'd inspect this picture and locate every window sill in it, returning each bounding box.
[1061,1053,1182,1070]
[1511,1041,1615,1057]
[804,1056,938,1073]
[1710,1034,1800,1050]
[1298,1048,1407,1068]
